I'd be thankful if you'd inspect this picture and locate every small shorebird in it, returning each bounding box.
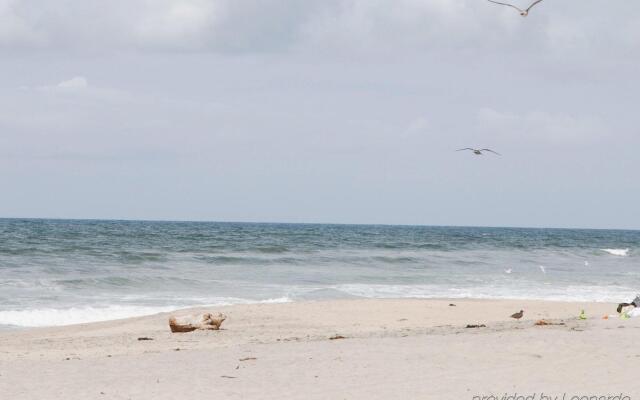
[504,268,513,274]
[539,265,546,274]
[456,148,501,156]
[510,310,524,320]
[487,0,544,17]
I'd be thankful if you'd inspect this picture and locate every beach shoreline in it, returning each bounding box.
[2,298,639,399]
[0,297,623,333]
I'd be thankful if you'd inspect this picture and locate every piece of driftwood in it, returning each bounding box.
[169,312,227,333]
[465,324,486,328]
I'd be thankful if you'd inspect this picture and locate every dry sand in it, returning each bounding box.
[1,299,639,400]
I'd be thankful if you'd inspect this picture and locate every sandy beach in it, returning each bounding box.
[1,299,639,400]
[3,0,640,398]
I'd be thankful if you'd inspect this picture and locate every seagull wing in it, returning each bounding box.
[456,148,475,152]
[480,149,501,156]
[525,0,544,12]
[486,0,524,13]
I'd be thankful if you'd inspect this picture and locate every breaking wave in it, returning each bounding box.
[601,248,630,257]
[331,284,636,303]
[0,297,291,327]
[0,305,177,328]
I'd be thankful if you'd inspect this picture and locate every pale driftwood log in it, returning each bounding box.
[169,312,226,333]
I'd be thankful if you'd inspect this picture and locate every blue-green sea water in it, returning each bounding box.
[1,219,638,327]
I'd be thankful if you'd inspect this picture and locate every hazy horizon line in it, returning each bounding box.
[1,216,638,232]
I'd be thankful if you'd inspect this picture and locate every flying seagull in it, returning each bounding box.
[456,148,501,156]
[487,0,544,17]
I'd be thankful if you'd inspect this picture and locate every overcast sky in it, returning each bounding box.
[1,0,639,229]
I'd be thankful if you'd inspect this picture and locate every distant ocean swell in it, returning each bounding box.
[1,219,639,327]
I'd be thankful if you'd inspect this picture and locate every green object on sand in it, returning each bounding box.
[579,310,587,320]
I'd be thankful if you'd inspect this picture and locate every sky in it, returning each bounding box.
[1,0,640,229]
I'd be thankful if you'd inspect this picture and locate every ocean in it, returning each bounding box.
[0,219,638,328]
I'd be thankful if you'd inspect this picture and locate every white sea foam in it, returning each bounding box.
[0,305,178,327]
[203,296,292,306]
[331,284,635,303]
[0,297,292,327]
[601,248,630,257]
[257,297,291,304]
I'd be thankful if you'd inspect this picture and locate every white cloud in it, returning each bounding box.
[56,76,88,90]
[134,0,218,49]
[477,107,608,146]
[405,117,430,136]
[32,76,91,94]
[0,0,41,46]
[0,0,638,55]
[301,0,492,53]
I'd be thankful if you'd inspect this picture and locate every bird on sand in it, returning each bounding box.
[456,148,501,156]
[510,310,524,320]
[486,0,544,17]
